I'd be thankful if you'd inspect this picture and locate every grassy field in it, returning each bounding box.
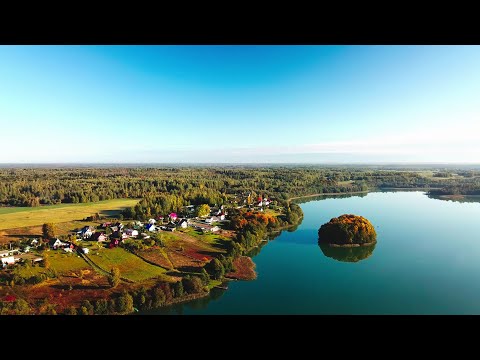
[180,227,230,245]
[47,251,92,274]
[0,199,139,230]
[88,247,170,282]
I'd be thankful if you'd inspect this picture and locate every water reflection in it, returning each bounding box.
[143,288,227,315]
[319,242,376,263]
[427,194,480,204]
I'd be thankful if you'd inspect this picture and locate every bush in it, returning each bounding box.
[81,300,94,315]
[94,299,108,315]
[65,306,78,315]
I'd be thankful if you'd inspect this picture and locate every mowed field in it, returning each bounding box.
[0,199,139,230]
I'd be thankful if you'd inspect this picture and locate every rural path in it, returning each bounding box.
[124,247,172,271]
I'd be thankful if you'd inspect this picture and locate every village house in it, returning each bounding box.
[145,223,156,232]
[184,205,195,213]
[30,238,39,247]
[91,232,108,242]
[148,218,156,225]
[81,247,89,254]
[169,213,178,222]
[195,223,220,233]
[1,256,15,267]
[78,226,94,239]
[109,238,120,248]
[178,218,189,229]
[51,238,67,250]
[111,222,124,231]
[125,229,139,237]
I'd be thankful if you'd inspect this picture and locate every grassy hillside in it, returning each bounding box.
[0,199,139,230]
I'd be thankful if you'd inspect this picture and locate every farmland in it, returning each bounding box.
[0,199,139,231]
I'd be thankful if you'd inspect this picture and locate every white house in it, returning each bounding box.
[51,239,66,249]
[78,226,94,239]
[178,219,188,228]
[125,229,139,237]
[82,248,89,254]
[1,256,15,267]
[63,247,73,253]
[148,219,156,225]
[205,217,214,224]
[30,238,39,247]
[211,226,220,233]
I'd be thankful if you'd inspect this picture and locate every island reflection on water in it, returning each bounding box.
[318,242,376,263]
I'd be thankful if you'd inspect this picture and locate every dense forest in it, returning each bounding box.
[0,166,479,208]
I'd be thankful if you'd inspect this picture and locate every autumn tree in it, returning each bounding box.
[173,281,184,298]
[116,291,134,314]
[204,258,225,280]
[42,223,56,240]
[81,300,94,315]
[108,267,120,288]
[196,204,211,217]
[42,255,50,269]
[65,306,78,315]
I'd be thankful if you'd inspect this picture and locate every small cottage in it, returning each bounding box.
[91,232,108,242]
[178,219,189,228]
[145,223,156,232]
[125,229,139,237]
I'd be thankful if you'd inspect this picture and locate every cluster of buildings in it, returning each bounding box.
[0,244,43,268]
[0,203,234,270]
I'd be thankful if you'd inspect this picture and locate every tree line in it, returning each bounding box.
[1,167,479,207]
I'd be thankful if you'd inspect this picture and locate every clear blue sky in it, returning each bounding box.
[1,45,479,163]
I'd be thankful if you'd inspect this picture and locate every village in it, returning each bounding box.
[0,194,276,272]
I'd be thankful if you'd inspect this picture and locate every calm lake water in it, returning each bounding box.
[147,191,480,315]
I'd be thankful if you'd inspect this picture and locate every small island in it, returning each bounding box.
[318,214,377,247]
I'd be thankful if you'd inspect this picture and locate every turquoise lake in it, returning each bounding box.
[147,191,480,314]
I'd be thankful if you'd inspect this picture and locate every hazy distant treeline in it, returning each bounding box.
[0,167,478,207]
